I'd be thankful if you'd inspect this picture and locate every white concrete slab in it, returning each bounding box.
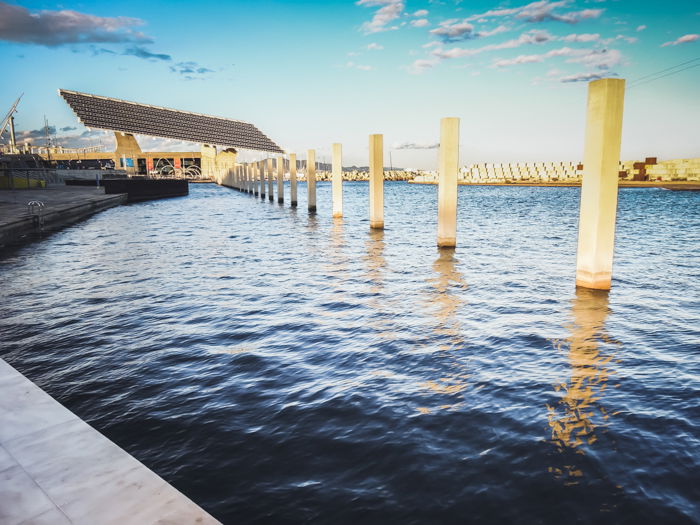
[0,358,220,524]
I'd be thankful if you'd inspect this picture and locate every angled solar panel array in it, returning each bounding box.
[59,89,283,154]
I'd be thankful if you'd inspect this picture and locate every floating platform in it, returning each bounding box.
[103,179,189,202]
[0,358,220,524]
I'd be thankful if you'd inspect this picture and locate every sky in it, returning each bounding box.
[0,0,698,169]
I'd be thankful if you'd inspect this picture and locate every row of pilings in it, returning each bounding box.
[222,78,626,291]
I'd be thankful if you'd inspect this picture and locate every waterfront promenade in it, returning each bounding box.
[0,186,126,248]
[0,358,219,524]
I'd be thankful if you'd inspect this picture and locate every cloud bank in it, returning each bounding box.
[0,2,150,46]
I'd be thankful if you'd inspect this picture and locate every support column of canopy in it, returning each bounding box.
[290,153,298,207]
[307,150,317,213]
[332,143,343,218]
[437,117,460,248]
[576,78,626,291]
[369,134,384,229]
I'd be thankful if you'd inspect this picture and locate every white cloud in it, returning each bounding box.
[346,61,374,71]
[357,0,405,34]
[413,9,429,17]
[566,48,622,69]
[405,58,439,74]
[561,33,600,42]
[411,18,429,28]
[560,71,614,83]
[432,29,553,59]
[636,25,647,32]
[491,46,622,70]
[478,25,510,38]
[429,19,509,42]
[661,34,699,47]
[367,42,384,50]
[464,1,603,25]
[430,20,475,42]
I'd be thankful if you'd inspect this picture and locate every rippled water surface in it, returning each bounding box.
[1,182,699,524]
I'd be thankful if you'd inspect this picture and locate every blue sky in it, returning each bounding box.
[0,0,698,168]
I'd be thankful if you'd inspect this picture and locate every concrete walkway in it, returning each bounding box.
[0,185,126,248]
[0,359,220,524]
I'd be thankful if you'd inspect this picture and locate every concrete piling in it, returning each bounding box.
[277,157,284,204]
[437,117,460,248]
[267,158,274,202]
[332,143,343,218]
[255,161,261,198]
[369,134,384,229]
[575,78,626,291]
[260,160,266,199]
[308,149,317,213]
[290,153,298,207]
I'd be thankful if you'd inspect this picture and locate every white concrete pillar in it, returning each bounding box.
[277,157,284,204]
[307,149,317,213]
[267,158,274,201]
[290,153,298,207]
[369,134,384,229]
[437,117,460,248]
[260,161,266,199]
[576,78,626,290]
[260,161,265,198]
[332,143,343,218]
[245,164,251,193]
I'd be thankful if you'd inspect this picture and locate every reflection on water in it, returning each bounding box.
[364,228,385,292]
[419,249,470,414]
[547,287,620,482]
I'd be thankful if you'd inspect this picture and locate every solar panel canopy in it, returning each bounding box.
[59,89,283,154]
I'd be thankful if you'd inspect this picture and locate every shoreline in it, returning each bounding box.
[409,180,700,190]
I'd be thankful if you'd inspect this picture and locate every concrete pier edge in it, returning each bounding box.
[0,358,220,524]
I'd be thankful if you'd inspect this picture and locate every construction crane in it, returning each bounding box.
[0,94,23,153]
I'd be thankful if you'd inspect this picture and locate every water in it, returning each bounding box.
[1,182,699,524]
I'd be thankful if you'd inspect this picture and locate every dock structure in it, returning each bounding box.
[207,78,636,289]
[0,358,220,524]
[576,78,626,290]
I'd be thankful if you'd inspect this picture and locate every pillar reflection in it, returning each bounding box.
[547,287,619,481]
[418,248,469,413]
[326,218,347,284]
[365,228,385,292]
